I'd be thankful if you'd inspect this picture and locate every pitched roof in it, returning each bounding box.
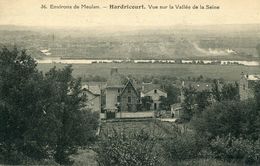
[83,81,107,90]
[141,83,165,93]
[120,79,139,96]
[82,85,101,95]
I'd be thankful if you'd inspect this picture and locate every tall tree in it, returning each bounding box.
[0,48,98,165]
[181,86,197,121]
[211,79,221,102]
[195,90,211,113]
[45,66,99,164]
[164,83,180,105]
[221,82,239,101]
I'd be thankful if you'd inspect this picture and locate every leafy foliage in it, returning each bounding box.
[163,83,180,106]
[221,82,239,101]
[95,129,161,166]
[211,79,222,102]
[163,132,206,161]
[192,100,260,140]
[0,48,98,165]
[181,85,197,121]
[195,90,211,113]
[210,135,260,164]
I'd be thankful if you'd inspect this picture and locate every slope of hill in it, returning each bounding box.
[0,24,259,60]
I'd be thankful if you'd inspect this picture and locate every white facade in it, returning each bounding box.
[141,88,167,110]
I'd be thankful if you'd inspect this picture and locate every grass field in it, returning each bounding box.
[37,63,260,81]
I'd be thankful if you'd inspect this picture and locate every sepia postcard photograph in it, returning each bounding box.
[0,0,260,165]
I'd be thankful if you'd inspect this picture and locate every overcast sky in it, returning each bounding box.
[0,0,259,29]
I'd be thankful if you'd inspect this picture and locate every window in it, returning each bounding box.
[243,84,246,90]
[154,89,157,93]
[128,87,131,93]
[159,96,163,100]
[118,89,120,93]
[154,103,157,110]
[128,97,131,103]
[117,96,120,102]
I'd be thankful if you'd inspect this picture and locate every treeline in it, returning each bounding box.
[0,48,99,165]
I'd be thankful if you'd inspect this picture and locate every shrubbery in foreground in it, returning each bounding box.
[95,129,162,166]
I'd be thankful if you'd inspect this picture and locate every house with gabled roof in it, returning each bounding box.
[141,82,167,111]
[119,79,141,112]
[103,68,154,119]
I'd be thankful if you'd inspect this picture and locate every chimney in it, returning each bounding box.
[110,67,118,76]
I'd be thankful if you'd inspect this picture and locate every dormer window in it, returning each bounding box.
[154,89,157,93]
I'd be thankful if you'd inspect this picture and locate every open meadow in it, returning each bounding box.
[37,63,260,81]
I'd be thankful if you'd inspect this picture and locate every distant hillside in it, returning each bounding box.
[0,24,259,60]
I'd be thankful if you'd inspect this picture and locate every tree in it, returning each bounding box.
[44,66,99,164]
[0,47,50,163]
[211,79,221,102]
[181,86,197,121]
[0,48,98,165]
[192,100,260,140]
[163,83,180,105]
[195,90,211,113]
[221,82,239,101]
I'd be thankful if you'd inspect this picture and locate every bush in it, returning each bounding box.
[210,135,260,164]
[163,132,207,161]
[95,129,161,166]
[191,100,260,140]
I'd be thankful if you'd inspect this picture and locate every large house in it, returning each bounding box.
[104,68,142,118]
[141,83,167,111]
[239,72,260,100]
